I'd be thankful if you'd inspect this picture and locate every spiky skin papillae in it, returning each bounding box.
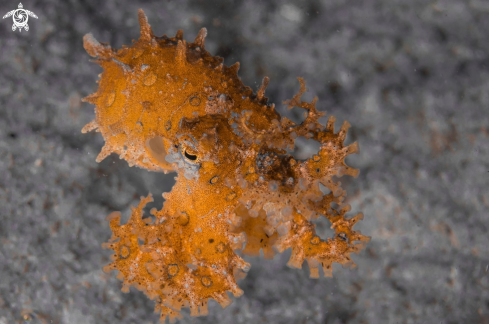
[82,9,370,323]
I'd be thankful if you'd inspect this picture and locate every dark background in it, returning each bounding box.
[1,0,488,323]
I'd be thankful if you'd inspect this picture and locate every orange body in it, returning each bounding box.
[82,9,369,322]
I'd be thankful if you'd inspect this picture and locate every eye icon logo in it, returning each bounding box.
[3,3,37,32]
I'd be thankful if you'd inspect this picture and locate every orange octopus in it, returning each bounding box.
[82,9,370,322]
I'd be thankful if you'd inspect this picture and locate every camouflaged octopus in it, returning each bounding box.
[82,9,370,323]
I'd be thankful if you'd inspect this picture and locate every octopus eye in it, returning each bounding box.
[184,150,197,161]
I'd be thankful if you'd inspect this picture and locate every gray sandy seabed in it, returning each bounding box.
[0,0,488,323]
